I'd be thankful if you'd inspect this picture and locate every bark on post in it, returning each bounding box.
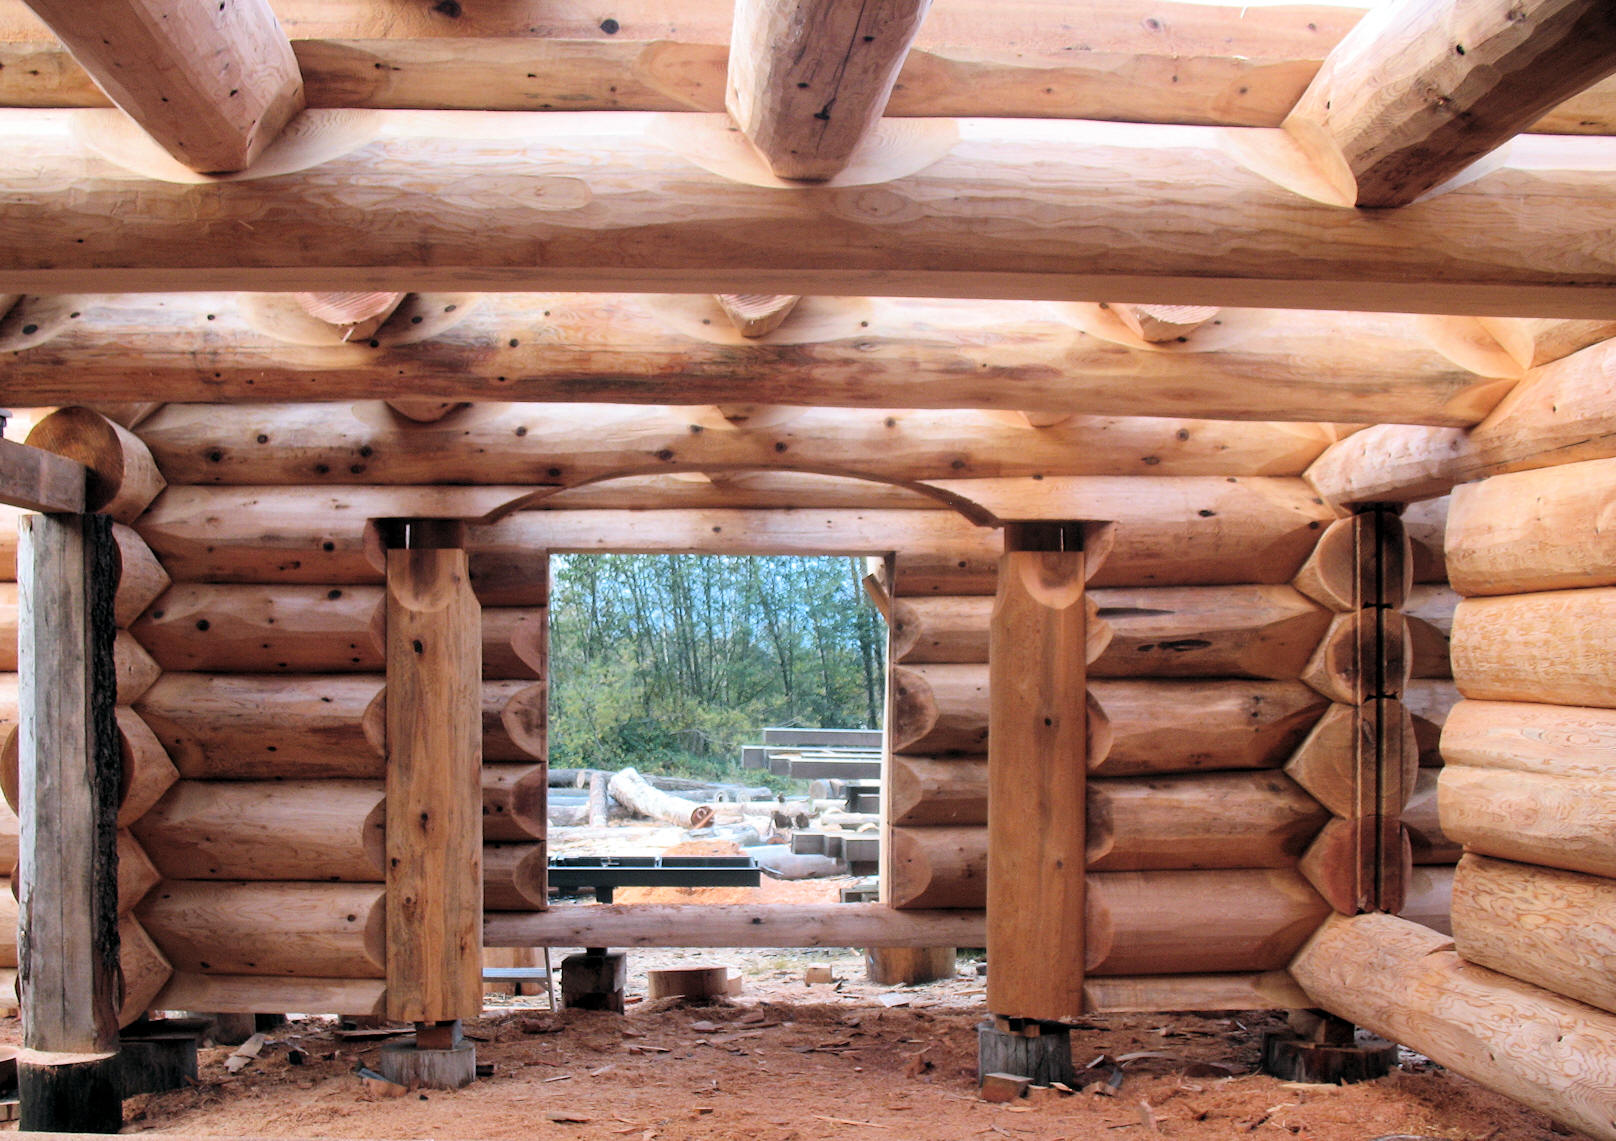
[16,512,122,1131]
[987,521,1087,1021]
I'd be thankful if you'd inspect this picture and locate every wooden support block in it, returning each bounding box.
[987,539,1085,1020]
[560,951,626,1013]
[977,1022,1073,1089]
[384,540,483,1024]
[865,946,954,986]
[1260,1030,1395,1084]
[378,1038,476,1091]
[646,967,730,1001]
[18,1054,121,1133]
[978,1071,1032,1103]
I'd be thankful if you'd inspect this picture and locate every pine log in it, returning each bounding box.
[1406,678,1461,766]
[1299,815,1411,916]
[1439,763,1616,879]
[607,767,715,829]
[119,914,173,1026]
[712,294,800,338]
[2,707,178,825]
[889,755,986,826]
[548,471,943,511]
[890,549,998,597]
[1083,971,1310,1014]
[1447,458,1616,595]
[1284,701,1420,820]
[1440,698,1616,779]
[481,680,547,761]
[888,826,986,909]
[115,631,161,704]
[1522,317,1616,368]
[1405,769,1462,865]
[137,881,386,977]
[8,111,1616,315]
[0,884,16,967]
[1452,853,1616,1018]
[1407,614,1452,681]
[0,798,14,869]
[727,0,932,181]
[133,780,386,882]
[116,829,162,916]
[134,673,386,779]
[1300,610,1411,705]
[1452,588,1616,707]
[1403,495,1450,584]
[481,607,547,680]
[154,972,386,1017]
[83,402,164,431]
[482,763,548,842]
[1290,912,1616,1141]
[112,522,170,627]
[0,504,20,581]
[1400,865,1455,937]
[1089,679,1329,777]
[133,584,385,672]
[483,843,548,911]
[890,665,988,755]
[24,406,165,523]
[1086,772,1327,871]
[486,901,985,948]
[386,400,467,423]
[1282,0,1616,207]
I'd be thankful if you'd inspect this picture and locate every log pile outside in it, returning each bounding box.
[2,0,1616,1135]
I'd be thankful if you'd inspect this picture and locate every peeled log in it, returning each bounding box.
[116,830,162,916]
[482,763,548,842]
[1452,853,1616,1018]
[1292,513,1411,613]
[133,780,386,882]
[114,632,161,705]
[1406,678,1461,766]
[1441,698,1616,780]
[1300,610,1411,705]
[888,826,985,909]
[138,881,386,978]
[481,608,546,680]
[111,523,170,627]
[890,665,987,755]
[0,886,15,967]
[1284,701,1419,820]
[135,673,386,779]
[1405,769,1462,865]
[608,767,714,829]
[889,755,986,826]
[1452,588,1616,708]
[1439,764,1616,880]
[119,914,172,1027]
[483,843,548,911]
[3,707,178,826]
[1086,772,1326,872]
[1404,496,1450,584]
[1291,913,1616,1141]
[1401,865,1455,937]
[1090,679,1329,777]
[24,406,165,523]
[1086,869,1329,976]
[482,680,547,761]
[1084,971,1309,1014]
[133,584,385,673]
[154,972,385,1017]
[1448,458,1616,596]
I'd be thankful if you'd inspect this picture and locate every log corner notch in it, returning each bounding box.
[1281,0,1616,208]
[987,521,1088,1022]
[22,0,305,174]
[726,0,934,180]
[381,518,483,1038]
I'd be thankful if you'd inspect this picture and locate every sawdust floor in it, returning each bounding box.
[94,980,1576,1141]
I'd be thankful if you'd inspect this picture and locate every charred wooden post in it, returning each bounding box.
[983,520,1086,1091]
[380,519,482,1090]
[17,512,123,1131]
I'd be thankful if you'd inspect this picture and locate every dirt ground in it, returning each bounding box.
[10,825,1579,1140]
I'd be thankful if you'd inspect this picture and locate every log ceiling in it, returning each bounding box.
[1,0,1614,488]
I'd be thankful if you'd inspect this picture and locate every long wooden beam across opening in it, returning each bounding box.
[484,903,985,947]
[0,295,1521,424]
[21,0,304,173]
[4,111,1616,314]
[4,0,1615,136]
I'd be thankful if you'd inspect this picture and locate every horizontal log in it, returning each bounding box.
[23,406,164,523]
[1452,853,1616,1018]
[1,706,179,826]
[131,584,544,678]
[119,914,173,1027]
[1291,913,1616,1141]
[1091,679,1329,777]
[1447,458,1616,595]
[111,521,171,628]
[888,826,985,908]
[890,665,987,755]
[1405,769,1461,865]
[137,881,386,978]
[1300,610,1411,705]
[1440,698,1616,780]
[1082,971,1310,1014]
[1400,865,1455,937]
[1406,678,1460,766]
[117,830,161,917]
[135,674,386,779]
[0,883,15,967]
[5,110,1616,316]
[889,755,986,826]
[0,436,84,513]
[483,843,548,911]
[536,471,946,512]
[893,585,1331,679]
[1284,701,1419,820]
[137,400,1334,484]
[113,631,160,706]
[1439,764,1616,880]
[482,763,547,842]
[153,972,385,1017]
[132,780,386,882]
[1452,588,1616,707]
[484,901,986,947]
[1086,771,1327,870]
[482,680,548,761]
[1403,495,1449,584]
[1308,338,1616,506]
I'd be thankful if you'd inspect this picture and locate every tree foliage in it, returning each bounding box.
[549,554,885,775]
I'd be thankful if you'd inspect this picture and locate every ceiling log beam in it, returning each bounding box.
[20,0,303,173]
[0,294,1518,426]
[1283,0,1616,207]
[4,111,1616,314]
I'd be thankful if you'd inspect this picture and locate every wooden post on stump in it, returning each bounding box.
[17,512,123,1131]
[977,1016,1077,1088]
[380,519,482,1091]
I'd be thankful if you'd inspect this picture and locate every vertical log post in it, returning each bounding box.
[17,512,122,1131]
[381,519,482,1090]
[984,521,1087,1085]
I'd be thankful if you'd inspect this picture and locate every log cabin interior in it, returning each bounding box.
[2,0,1616,1133]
